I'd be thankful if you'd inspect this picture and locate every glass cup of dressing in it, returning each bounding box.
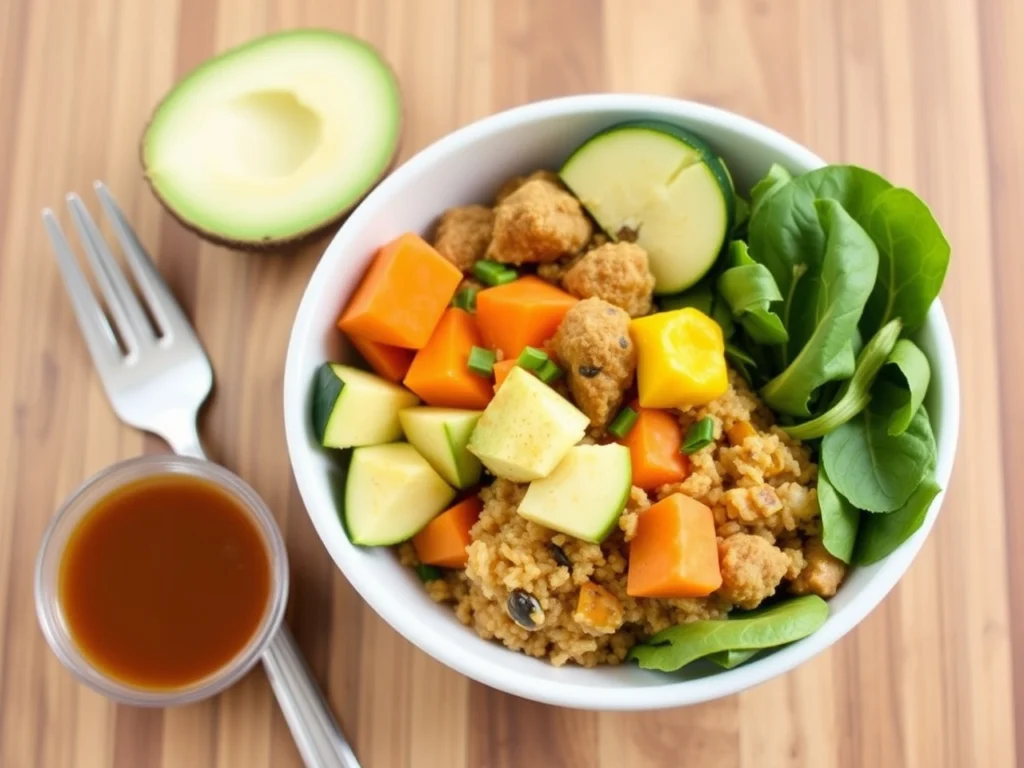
[35,455,289,706]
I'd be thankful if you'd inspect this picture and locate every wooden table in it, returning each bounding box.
[1,1,1020,766]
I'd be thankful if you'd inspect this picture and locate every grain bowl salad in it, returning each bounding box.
[310,121,950,672]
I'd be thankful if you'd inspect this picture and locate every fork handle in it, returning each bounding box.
[263,628,361,768]
[165,425,361,768]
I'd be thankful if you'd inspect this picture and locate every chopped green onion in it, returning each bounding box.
[607,407,638,439]
[415,564,443,582]
[682,417,715,454]
[452,287,477,312]
[516,346,549,371]
[491,270,518,286]
[467,346,496,377]
[472,260,518,286]
[537,359,563,384]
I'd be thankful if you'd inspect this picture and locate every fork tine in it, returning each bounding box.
[42,209,122,367]
[67,193,155,351]
[93,182,194,341]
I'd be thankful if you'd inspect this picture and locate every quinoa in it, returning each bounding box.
[400,372,832,667]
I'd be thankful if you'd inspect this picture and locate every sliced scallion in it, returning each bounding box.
[472,260,518,287]
[467,346,496,378]
[452,287,477,312]
[607,407,639,439]
[516,346,548,371]
[682,416,715,454]
[537,359,563,384]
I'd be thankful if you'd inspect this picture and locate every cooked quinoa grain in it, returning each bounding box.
[389,170,845,668]
[398,372,835,667]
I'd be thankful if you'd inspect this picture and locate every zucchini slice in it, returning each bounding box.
[560,121,734,295]
[312,363,419,449]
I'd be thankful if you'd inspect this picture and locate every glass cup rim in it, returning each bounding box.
[34,454,290,707]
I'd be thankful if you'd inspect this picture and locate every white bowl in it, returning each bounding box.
[283,94,960,710]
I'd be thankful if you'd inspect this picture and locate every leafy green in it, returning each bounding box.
[818,466,860,564]
[882,339,931,435]
[784,318,902,440]
[747,166,890,355]
[711,296,735,339]
[628,595,829,672]
[661,275,734,337]
[732,195,750,238]
[659,279,714,315]
[760,199,879,416]
[750,163,793,216]
[717,241,788,344]
[857,188,950,336]
[821,385,937,512]
[707,649,759,669]
[415,564,444,582]
[747,165,947,346]
[855,477,941,564]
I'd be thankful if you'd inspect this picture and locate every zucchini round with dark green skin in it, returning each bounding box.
[559,120,735,295]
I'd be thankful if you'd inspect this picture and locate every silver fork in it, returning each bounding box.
[43,182,360,768]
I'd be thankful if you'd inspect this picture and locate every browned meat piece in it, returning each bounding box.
[717,533,790,609]
[552,298,635,427]
[486,179,592,265]
[433,204,494,272]
[494,169,564,203]
[563,242,656,317]
[789,537,847,597]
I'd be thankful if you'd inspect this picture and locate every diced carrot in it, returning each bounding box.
[338,233,462,349]
[618,402,689,490]
[412,496,482,568]
[726,420,757,446]
[627,494,721,598]
[404,308,495,409]
[347,333,415,383]
[492,359,517,392]
[475,276,577,359]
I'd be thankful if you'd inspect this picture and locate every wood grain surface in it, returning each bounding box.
[0,1,1019,766]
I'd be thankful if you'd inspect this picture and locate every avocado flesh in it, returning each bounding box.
[142,30,401,247]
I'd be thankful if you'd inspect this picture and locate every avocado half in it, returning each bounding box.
[142,30,402,249]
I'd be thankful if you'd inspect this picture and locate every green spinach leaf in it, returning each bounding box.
[733,195,750,238]
[854,476,941,564]
[750,163,793,216]
[858,188,950,336]
[784,318,902,440]
[725,342,758,385]
[760,199,879,416]
[748,165,947,344]
[882,339,931,436]
[821,386,936,512]
[659,275,734,337]
[818,466,860,564]
[628,595,829,672]
[707,649,760,669]
[659,279,714,315]
[711,296,735,339]
[717,241,789,344]
[747,166,891,356]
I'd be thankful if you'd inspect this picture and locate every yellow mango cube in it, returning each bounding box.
[630,308,728,409]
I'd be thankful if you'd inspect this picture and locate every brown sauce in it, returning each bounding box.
[58,474,272,690]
